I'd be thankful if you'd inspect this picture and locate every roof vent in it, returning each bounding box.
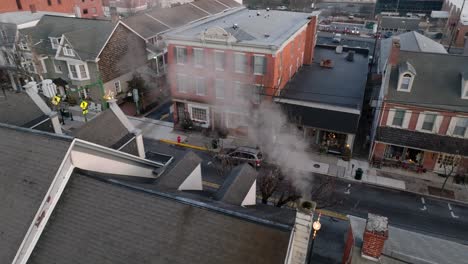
[232,23,238,30]
[336,45,343,54]
[346,50,355,62]
[264,33,270,38]
[266,7,270,11]
[257,11,261,16]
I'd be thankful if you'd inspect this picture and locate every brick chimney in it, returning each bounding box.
[110,6,119,23]
[388,36,400,66]
[361,213,388,261]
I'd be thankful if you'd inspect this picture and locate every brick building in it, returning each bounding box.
[371,37,468,176]
[441,0,468,47]
[164,7,318,133]
[0,0,103,19]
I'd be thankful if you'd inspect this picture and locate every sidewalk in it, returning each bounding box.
[129,116,468,203]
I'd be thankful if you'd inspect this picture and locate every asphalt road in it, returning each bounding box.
[145,100,173,121]
[144,139,468,245]
[318,174,468,245]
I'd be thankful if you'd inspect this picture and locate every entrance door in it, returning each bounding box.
[434,154,461,175]
[176,102,185,123]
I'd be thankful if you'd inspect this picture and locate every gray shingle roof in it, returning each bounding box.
[28,172,292,264]
[0,125,71,263]
[156,151,202,189]
[0,11,74,26]
[123,0,240,39]
[375,126,468,156]
[386,51,468,112]
[0,91,47,128]
[165,7,315,48]
[26,15,114,60]
[379,31,447,72]
[73,109,131,149]
[215,164,257,205]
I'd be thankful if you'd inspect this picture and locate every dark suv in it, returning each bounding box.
[216,147,263,168]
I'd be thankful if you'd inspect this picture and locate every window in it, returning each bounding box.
[68,63,89,80]
[176,74,188,93]
[1,30,7,42]
[69,64,78,79]
[234,81,242,99]
[193,48,204,67]
[47,0,52,6]
[191,107,207,122]
[176,47,187,64]
[53,60,62,73]
[392,109,405,127]
[422,113,436,131]
[83,9,88,14]
[114,81,122,93]
[58,0,62,4]
[234,53,246,73]
[399,73,412,91]
[215,79,224,99]
[16,0,23,10]
[51,38,61,49]
[454,117,468,136]
[195,77,205,95]
[253,55,266,75]
[63,44,74,56]
[215,51,224,71]
[91,7,97,13]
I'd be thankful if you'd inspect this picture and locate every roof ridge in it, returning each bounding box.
[79,171,293,231]
[0,122,73,141]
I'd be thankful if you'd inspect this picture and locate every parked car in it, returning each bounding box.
[215,146,263,168]
[332,33,342,43]
[384,31,393,38]
[351,27,360,35]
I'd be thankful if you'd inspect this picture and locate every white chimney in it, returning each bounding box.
[285,200,316,264]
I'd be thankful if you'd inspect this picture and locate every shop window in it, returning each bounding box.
[384,145,404,160]
[191,107,207,122]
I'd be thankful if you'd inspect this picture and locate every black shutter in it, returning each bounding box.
[183,48,187,64]
[262,56,267,74]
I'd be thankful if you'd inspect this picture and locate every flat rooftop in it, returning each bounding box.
[279,45,368,110]
[166,7,317,48]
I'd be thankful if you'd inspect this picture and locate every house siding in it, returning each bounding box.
[98,24,147,84]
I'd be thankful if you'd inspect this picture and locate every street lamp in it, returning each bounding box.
[306,212,322,263]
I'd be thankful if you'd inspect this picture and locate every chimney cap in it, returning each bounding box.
[366,213,388,233]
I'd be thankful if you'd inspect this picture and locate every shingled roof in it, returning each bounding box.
[215,164,257,206]
[28,171,292,264]
[375,126,468,156]
[0,125,71,263]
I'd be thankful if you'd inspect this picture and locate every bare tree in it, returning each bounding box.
[440,153,462,192]
[275,180,302,207]
[258,167,282,204]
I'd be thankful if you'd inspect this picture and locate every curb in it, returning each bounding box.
[159,139,209,151]
[316,209,349,221]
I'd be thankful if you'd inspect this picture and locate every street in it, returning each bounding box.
[144,139,468,245]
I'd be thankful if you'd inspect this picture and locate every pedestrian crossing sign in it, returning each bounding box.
[82,109,89,115]
[80,101,88,110]
[51,96,61,106]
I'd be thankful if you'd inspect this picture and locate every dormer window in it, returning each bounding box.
[50,37,61,49]
[63,44,74,56]
[397,61,416,92]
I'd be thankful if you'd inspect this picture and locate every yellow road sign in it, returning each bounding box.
[82,109,89,115]
[51,96,61,106]
[80,101,88,110]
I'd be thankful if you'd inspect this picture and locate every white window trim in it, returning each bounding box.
[415,111,441,133]
[462,80,468,99]
[63,44,75,57]
[188,104,210,128]
[67,62,90,81]
[39,57,47,74]
[234,52,246,74]
[397,72,414,92]
[50,37,61,50]
[195,77,205,96]
[253,54,265,76]
[193,48,204,68]
[53,60,62,73]
[386,108,408,128]
[175,46,186,65]
[214,50,224,71]
[176,73,188,93]
[447,116,468,138]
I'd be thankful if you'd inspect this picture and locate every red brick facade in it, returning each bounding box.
[0,0,103,18]
[168,17,318,130]
[362,229,388,259]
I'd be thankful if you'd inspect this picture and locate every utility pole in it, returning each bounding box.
[448,0,466,52]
